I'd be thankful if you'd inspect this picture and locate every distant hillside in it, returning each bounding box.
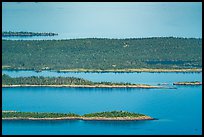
[2,37,202,71]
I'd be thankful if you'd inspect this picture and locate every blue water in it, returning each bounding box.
[2,71,202,135]
[2,86,202,135]
[2,2,202,135]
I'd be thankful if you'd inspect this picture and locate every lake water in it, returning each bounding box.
[2,70,202,85]
[2,2,202,135]
[2,71,202,135]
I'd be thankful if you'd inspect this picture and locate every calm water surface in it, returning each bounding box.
[2,2,202,135]
[2,71,202,135]
[2,70,202,85]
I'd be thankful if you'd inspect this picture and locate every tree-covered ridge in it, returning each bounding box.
[2,74,143,86]
[2,37,202,71]
[2,31,58,37]
[2,111,80,118]
[83,111,145,117]
[2,74,93,85]
[2,111,147,118]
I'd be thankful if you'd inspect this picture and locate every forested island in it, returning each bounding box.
[2,74,164,88]
[2,111,154,121]
[2,37,202,72]
[173,81,202,85]
[2,31,58,37]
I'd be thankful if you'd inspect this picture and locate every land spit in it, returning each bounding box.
[2,116,154,121]
[2,111,155,121]
[173,81,202,85]
[2,84,169,89]
[56,68,202,73]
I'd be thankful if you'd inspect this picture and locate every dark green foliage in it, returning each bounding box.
[2,111,80,118]
[2,111,147,118]
[2,74,93,85]
[2,37,202,70]
[83,111,145,117]
[2,74,142,86]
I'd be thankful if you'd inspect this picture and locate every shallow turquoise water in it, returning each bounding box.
[2,71,202,135]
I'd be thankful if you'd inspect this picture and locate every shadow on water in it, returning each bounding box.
[82,119,156,126]
[75,87,144,92]
[3,119,79,125]
[3,87,146,93]
[3,118,158,125]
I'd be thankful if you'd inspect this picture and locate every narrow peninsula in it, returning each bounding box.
[2,74,166,89]
[2,111,154,121]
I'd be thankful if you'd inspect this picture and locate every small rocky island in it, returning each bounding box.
[2,111,154,121]
[2,31,58,37]
[173,81,202,85]
[2,74,165,89]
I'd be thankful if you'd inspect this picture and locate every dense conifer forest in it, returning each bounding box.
[2,111,147,119]
[2,37,202,71]
[83,111,145,117]
[2,74,136,86]
[2,111,80,118]
[2,74,93,85]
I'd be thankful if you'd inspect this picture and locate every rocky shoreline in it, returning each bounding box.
[2,84,166,89]
[57,68,202,73]
[2,67,202,73]
[2,116,154,121]
[81,116,154,121]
